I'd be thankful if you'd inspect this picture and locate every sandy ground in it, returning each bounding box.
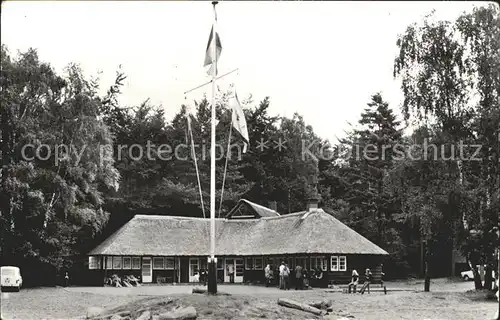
[0,279,497,320]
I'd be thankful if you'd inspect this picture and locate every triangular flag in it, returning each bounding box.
[229,92,249,153]
[203,26,222,76]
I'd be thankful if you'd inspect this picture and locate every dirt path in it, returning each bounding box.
[1,280,496,320]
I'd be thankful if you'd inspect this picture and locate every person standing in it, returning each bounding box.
[64,272,70,287]
[304,268,311,289]
[494,277,499,319]
[201,269,207,285]
[295,264,303,290]
[275,267,280,288]
[316,267,325,288]
[283,263,290,290]
[380,263,385,288]
[227,263,235,283]
[279,261,286,290]
[265,264,272,287]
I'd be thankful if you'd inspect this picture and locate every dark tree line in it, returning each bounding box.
[1,5,498,289]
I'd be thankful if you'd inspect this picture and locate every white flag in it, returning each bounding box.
[204,26,222,76]
[229,92,249,153]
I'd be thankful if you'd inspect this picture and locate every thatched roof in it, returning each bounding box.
[90,207,388,256]
[226,199,280,218]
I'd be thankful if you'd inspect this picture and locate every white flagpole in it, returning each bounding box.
[208,0,218,294]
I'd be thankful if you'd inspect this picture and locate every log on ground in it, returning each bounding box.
[191,288,231,296]
[308,299,332,310]
[277,298,325,316]
[191,288,206,294]
[157,306,197,320]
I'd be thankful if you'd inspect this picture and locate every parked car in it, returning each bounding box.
[461,266,494,281]
[1,266,23,292]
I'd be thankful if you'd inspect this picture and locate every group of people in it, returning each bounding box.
[264,261,326,290]
[347,265,385,294]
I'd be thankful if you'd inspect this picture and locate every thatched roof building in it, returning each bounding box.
[88,199,388,285]
[90,206,387,257]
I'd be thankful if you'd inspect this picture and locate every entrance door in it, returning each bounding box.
[142,257,152,283]
[189,258,199,283]
[179,258,189,283]
[234,258,244,283]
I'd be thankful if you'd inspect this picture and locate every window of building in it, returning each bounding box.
[153,257,164,269]
[310,257,317,270]
[216,258,223,270]
[321,257,328,271]
[330,256,339,271]
[122,257,131,269]
[200,257,207,272]
[132,257,141,269]
[339,256,347,271]
[165,257,175,270]
[254,257,263,270]
[265,257,273,266]
[330,256,347,271]
[113,256,122,269]
[310,257,328,271]
[89,256,100,269]
[245,257,253,270]
[106,256,113,269]
[295,257,306,268]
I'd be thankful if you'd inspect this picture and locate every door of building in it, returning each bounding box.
[234,258,244,283]
[179,258,189,283]
[189,258,199,283]
[142,257,152,283]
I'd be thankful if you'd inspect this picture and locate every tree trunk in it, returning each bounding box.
[424,261,430,292]
[424,240,430,292]
[1,105,13,257]
[484,265,493,291]
[472,266,483,290]
[468,257,484,290]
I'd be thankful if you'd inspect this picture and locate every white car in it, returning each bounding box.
[1,266,23,292]
[461,267,494,281]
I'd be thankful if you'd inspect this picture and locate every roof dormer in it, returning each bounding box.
[225,199,280,219]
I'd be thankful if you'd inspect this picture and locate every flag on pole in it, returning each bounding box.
[204,26,222,76]
[229,92,249,153]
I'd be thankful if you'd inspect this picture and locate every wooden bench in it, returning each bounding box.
[342,283,387,294]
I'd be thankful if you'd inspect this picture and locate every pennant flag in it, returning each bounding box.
[203,26,222,76]
[229,92,249,153]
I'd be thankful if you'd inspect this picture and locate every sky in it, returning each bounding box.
[1,1,483,143]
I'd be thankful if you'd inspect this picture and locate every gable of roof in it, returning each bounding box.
[89,209,388,256]
[225,199,280,219]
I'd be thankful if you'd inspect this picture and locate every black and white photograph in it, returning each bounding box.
[1,1,499,319]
